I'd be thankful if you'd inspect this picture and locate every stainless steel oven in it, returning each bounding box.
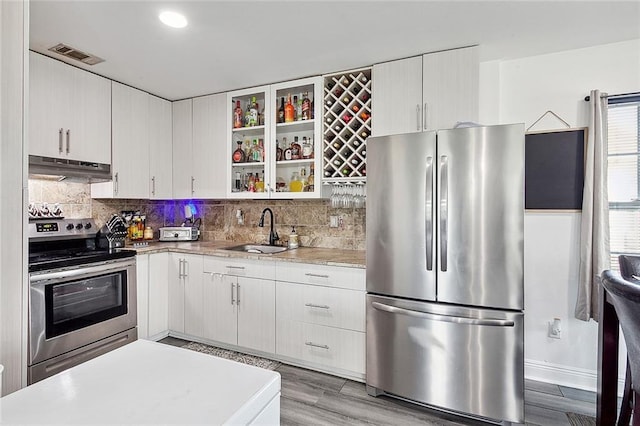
[27,218,137,384]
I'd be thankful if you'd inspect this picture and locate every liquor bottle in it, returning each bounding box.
[301,136,313,159]
[278,97,285,123]
[296,95,303,120]
[250,139,262,162]
[257,138,265,162]
[232,140,246,163]
[255,171,264,192]
[293,95,299,121]
[275,139,283,161]
[301,92,311,120]
[248,173,256,192]
[310,99,314,119]
[233,100,243,128]
[284,94,295,122]
[234,171,241,192]
[289,171,303,192]
[258,103,265,126]
[300,167,307,191]
[291,136,301,160]
[284,143,293,161]
[307,163,315,192]
[244,101,252,127]
[249,96,258,127]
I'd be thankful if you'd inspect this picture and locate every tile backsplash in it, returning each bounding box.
[29,179,365,250]
[92,198,366,250]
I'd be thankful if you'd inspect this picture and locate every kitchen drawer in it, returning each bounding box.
[276,282,365,332]
[275,262,365,291]
[276,320,365,375]
[203,256,275,280]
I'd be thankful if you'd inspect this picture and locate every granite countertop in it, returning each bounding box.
[130,240,366,268]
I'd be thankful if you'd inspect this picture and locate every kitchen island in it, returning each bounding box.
[0,340,281,424]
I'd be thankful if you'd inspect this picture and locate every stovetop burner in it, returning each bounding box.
[28,218,136,273]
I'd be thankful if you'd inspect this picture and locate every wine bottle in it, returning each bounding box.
[293,95,299,121]
[291,136,301,160]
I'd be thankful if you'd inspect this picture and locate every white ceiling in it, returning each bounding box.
[30,1,640,101]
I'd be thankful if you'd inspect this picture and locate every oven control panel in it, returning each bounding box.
[29,218,98,241]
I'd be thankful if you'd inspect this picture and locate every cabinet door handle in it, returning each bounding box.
[237,283,240,306]
[58,128,64,153]
[416,104,421,131]
[423,103,428,130]
[151,176,156,196]
[66,129,70,153]
[226,265,245,270]
[183,259,188,277]
[231,282,235,305]
[305,303,330,309]
[178,259,183,278]
[305,273,329,279]
[114,172,119,195]
[191,176,195,195]
[305,342,329,350]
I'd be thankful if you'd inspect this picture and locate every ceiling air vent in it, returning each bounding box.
[48,43,104,65]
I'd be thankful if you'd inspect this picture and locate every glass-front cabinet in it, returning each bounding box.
[227,77,322,199]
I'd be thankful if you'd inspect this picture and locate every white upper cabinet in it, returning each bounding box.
[372,46,479,136]
[192,93,227,199]
[172,99,194,199]
[110,82,150,198]
[148,95,173,199]
[92,83,172,199]
[422,46,479,131]
[29,52,111,164]
[371,56,423,136]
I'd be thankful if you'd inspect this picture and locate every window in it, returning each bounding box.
[608,96,640,268]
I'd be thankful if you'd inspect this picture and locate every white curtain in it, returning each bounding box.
[575,89,611,321]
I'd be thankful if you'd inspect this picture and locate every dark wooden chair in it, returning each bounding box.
[602,258,640,425]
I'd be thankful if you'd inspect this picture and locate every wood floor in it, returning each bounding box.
[160,337,598,425]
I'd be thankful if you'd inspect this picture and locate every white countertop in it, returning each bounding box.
[0,340,281,424]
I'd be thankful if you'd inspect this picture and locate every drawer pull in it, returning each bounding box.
[305,342,329,350]
[305,303,330,309]
[305,273,329,279]
[226,265,245,270]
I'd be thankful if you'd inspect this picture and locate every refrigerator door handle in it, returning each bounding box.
[440,155,448,272]
[371,301,515,327]
[425,156,433,270]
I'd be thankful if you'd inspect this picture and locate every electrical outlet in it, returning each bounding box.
[548,318,562,339]
[330,215,339,228]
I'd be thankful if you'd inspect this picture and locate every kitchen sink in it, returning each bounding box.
[223,244,288,254]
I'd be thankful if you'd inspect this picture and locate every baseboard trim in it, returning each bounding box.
[525,358,625,395]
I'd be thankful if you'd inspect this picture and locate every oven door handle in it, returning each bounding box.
[29,258,136,286]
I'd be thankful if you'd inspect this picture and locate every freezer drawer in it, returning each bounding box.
[366,294,524,423]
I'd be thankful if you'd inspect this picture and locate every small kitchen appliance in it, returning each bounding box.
[159,205,201,241]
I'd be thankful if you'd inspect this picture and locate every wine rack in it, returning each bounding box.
[323,68,371,183]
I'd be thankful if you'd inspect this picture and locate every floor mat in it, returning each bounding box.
[566,412,596,426]
[182,342,281,371]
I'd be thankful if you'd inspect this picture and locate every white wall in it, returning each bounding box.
[480,39,640,390]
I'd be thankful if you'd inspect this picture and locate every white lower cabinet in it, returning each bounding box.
[136,252,170,340]
[169,253,203,334]
[148,252,170,338]
[275,263,366,378]
[201,257,276,354]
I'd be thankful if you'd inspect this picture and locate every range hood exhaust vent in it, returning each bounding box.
[48,43,104,66]
[29,155,112,183]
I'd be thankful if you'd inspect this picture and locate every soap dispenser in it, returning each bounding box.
[288,226,299,249]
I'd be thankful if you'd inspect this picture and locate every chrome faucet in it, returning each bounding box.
[258,208,279,246]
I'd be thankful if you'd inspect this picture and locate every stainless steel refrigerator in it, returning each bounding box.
[366,124,524,423]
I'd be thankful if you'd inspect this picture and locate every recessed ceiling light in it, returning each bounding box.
[159,11,187,28]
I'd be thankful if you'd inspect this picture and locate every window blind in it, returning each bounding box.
[608,99,640,269]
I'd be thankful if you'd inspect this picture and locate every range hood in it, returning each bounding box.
[29,155,111,183]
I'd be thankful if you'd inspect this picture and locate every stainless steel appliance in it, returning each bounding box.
[29,155,111,182]
[28,218,137,384]
[366,124,525,423]
[159,226,199,241]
